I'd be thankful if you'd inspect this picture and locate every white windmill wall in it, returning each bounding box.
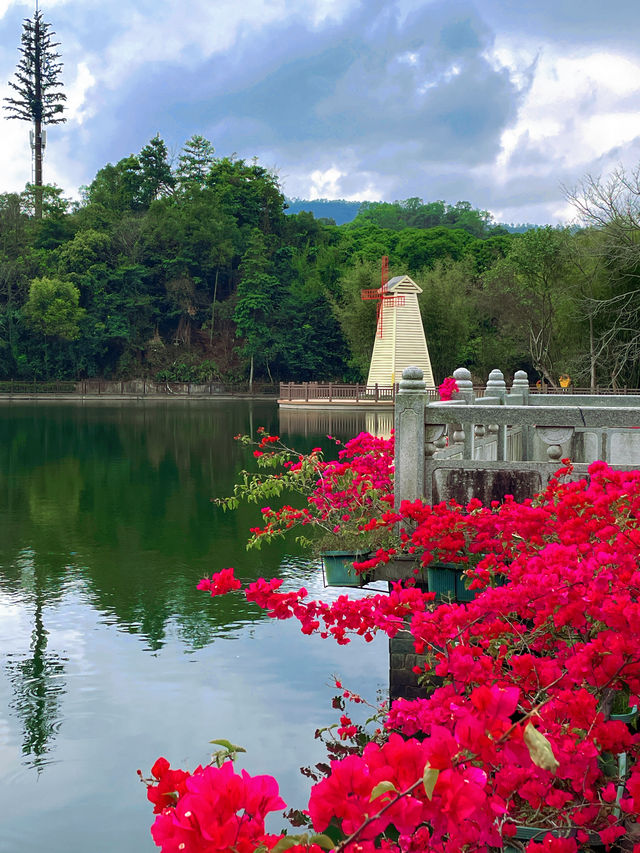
[366,276,435,389]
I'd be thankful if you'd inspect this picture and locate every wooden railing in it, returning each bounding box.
[279,382,439,403]
[0,380,278,397]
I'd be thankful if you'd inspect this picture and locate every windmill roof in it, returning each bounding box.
[387,274,423,294]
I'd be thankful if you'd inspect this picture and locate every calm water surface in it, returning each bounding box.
[0,401,393,853]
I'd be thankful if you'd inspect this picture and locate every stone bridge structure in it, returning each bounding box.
[378,366,640,698]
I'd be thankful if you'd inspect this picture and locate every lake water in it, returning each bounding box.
[0,400,392,853]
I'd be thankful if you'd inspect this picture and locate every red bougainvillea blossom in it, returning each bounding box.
[147,431,640,852]
[438,377,459,401]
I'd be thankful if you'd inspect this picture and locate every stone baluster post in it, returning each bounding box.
[394,366,427,508]
[484,369,507,460]
[452,367,474,458]
[511,370,530,405]
[453,367,474,403]
[511,370,531,459]
[537,427,575,462]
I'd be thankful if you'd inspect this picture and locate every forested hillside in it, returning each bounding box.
[1,134,639,389]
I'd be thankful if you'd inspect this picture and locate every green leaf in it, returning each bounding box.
[209,738,246,753]
[270,835,310,853]
[423,764,439,800]
[309,834,335,850]
[370,780,397,801]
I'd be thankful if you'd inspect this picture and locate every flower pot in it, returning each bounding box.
[503,754,627,851]
[321,551,370,588]
[503,825,577,851]
[428,562,508,603]
[455,571,477,603]
[610,705,638,724]
[426,564,458,600]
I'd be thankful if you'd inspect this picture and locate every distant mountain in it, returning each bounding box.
[284,197,364,225]
[498,223,540,234]
[285,198,541,232]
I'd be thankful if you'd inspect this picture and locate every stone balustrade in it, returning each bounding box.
[386,366,640,699]
[395,364,640,507]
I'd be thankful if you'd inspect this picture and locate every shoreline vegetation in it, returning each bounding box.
[3,137,640,391]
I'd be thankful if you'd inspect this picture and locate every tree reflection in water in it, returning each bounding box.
[5,555,66,770]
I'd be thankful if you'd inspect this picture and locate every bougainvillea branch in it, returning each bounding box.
[146,431,640,852]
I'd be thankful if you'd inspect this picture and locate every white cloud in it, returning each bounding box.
[0,109,32,192]
[486,43,640,205]
[0,0,72,16]
[308,167,349,199]
[65,61,95,125]
[94,0,353,89]
[308,0,353,27]
[283,161,385,202]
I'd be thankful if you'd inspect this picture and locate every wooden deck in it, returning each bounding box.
[278,382,439,407]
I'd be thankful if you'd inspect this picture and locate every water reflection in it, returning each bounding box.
[4,551,66,769]
[279,406,393,440]
[0,401,389,853]
[0,401,285,652]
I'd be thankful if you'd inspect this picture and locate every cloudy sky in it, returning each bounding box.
[1,0,639,225]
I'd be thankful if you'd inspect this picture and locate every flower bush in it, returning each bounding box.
[438,377,459,401]
[217,429,397,559]
[145,432,640,852]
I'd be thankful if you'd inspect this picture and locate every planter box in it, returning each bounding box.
[427,564,458,600]
[504,753,627,851]
[611,705,638,724]
[428,563,508,603]
[321,551,370,588]
[504,826,576,852]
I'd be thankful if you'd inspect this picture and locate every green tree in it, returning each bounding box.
[138,135,175,205]
[206,157,285,235]
[395,226,474,271]
[58,229,112,273]
[176,135,216,189]
[350,198,496,237]
[566,168,640,388]
[234,229,280,388]
[3,11,66,218]
[331,259,380,379]
[82,137,173,215]
[23,277,85,340]
[83,156,145,214]
[486,227,570,386]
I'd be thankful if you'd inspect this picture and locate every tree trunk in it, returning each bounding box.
[210,265,220,344]
[589,314,596,393]
[248,354,254,393]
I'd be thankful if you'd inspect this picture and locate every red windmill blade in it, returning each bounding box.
[361,256,405,338]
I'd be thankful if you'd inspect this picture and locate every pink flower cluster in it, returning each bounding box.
[438,377,459,401]
[146,759,291,853]
[147,433,640,852]
[244,431,395,551]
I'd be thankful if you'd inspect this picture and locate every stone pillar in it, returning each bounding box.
[511,370,531,459]
[389,622,427,701]
[451,367,474,458]
[485,369,507,461]
[389,618,443,701]
[394,366,427,508]
[511,370,530,405]
[485,368,507,403]
[452,367,474,404]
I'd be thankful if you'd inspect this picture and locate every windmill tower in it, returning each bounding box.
[361,258,435,389]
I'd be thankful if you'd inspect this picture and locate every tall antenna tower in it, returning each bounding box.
[3,3,66,217]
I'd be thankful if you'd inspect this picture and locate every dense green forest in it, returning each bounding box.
[1,133,639,389]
